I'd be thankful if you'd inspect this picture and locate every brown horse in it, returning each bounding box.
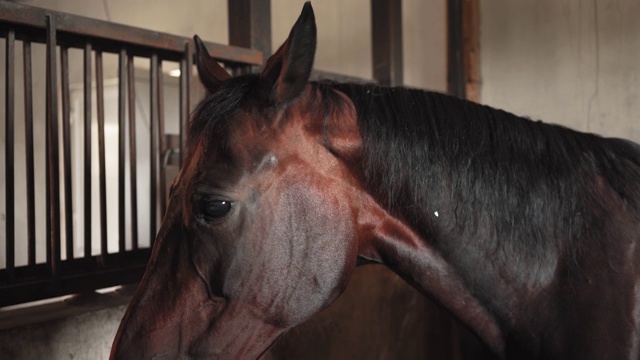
[110,3,640,359]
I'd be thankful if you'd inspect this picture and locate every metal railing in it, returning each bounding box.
[0,1,262,307]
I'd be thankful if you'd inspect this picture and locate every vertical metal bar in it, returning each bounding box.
[96,51,108,256]
[447,0,465,98]
[157,60,167,216]
[5,29,15,280]
[46,15,61,277]
[23,40,36,266]
[118,49,126,253]
[127,55,139,250]
[60,47,74,260]
[371,0,404,86]
[179,42,191,166]
[46,54,51,268]
[228,0,272,59]
[83,42,92,259]
[150,54,158,243]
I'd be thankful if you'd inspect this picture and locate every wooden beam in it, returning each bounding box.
[462,0,480,102]
[228,0,272,61]
[0,1,263,65]
[447,0,464,98]
[371,0,403,86]
[448,0,480,101]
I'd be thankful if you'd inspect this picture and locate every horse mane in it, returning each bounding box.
[327,82,640,257]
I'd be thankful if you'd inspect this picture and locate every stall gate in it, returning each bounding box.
[0,1,262,307]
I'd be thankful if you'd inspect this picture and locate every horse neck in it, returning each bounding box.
[343,83,640,359]
[357,179,510,356]
[346,85,564,357]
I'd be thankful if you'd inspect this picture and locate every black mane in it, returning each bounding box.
[330,82,640,258]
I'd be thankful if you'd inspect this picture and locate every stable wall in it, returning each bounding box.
[480,0,640,144]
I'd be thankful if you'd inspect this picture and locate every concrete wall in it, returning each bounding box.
[480,0,640,144]
[0,306,127,360]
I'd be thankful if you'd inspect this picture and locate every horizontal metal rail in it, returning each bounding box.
[0,250,151,307]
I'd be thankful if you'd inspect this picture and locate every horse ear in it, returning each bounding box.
[194,35,231,93]
[261,2,316,105]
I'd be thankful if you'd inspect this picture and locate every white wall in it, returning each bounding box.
[480,0,640,144]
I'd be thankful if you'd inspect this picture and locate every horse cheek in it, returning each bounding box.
[225,180,357,327]
[276,182,357,324]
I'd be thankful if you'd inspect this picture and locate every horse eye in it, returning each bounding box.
[201,200,232,218]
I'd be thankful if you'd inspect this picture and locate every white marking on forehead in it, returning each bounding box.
[434,211,439,217]
[256,153,278,172]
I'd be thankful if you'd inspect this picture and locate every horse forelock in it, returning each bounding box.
[187,74,260,156]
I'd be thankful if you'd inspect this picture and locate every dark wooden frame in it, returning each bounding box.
[228,0,272,59]
[371,0,403,86]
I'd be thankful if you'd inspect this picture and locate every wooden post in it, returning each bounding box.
[371,0,403,86]
[448,0,480,101]
[228,0,272,68]
[462,0,480,102]
[448,0,464,98]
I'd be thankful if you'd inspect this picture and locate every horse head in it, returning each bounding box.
[110,3,369,358]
